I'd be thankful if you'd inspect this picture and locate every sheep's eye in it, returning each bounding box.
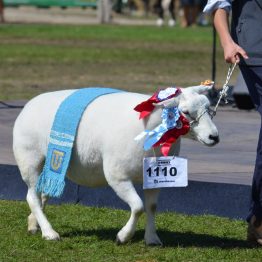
[182,111,195,121]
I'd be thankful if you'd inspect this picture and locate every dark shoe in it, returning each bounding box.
[247,216,262,245]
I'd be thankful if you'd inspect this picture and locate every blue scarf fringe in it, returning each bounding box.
[36,170,65,198]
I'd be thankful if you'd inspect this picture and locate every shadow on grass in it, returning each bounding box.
[62,227,254,249]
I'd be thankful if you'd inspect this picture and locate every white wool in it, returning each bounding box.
[13,86,218,244]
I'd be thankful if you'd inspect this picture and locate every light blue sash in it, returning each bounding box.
[36,87,123,198]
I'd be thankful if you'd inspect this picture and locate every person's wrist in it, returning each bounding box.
[221,37,234,49]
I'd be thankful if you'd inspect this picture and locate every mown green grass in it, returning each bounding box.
[0,24,230,100]
[0,200,261,262]
[0,24,213,42]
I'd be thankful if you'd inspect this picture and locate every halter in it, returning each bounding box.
[212,62,237,116]
[189,62,237,126]
[189,108,214,126]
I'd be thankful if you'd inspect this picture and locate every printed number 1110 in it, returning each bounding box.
[146,166,177,177]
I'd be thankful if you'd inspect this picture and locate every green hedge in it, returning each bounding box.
[4,0,97,8]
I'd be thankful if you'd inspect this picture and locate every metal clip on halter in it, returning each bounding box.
[213,62,237,116]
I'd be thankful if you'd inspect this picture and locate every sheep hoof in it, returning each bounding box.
[116,236,123,245]
[42,230,60,241]
[146,241,163,247]
[116,229,133,244]
[115,233,131,245]
[28,228,39,235]
[28,214,39,234]
[145,233,163,246]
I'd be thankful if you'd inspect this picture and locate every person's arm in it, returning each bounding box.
[213,8,248,63]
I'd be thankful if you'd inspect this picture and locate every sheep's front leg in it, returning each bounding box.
[106,176,144,244]
[144,189,162,246]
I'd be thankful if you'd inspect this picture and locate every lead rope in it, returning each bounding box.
[212,62,238,117]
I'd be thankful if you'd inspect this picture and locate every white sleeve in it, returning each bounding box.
[203,0,232,14]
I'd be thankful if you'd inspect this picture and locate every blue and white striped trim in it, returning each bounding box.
[203,0,231,14]
[50,130,74,141]
[49,138,73,148]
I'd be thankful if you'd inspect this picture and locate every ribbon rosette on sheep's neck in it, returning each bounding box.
[134,87,190,156]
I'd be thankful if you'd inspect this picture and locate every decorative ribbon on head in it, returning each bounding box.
[134,87,190,156]
[134,87,182,119]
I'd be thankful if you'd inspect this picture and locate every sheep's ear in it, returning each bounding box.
[186,81,214,94]
[153,96,180,108]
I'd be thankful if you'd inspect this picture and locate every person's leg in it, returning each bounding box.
[0,0,4,23]
[154,0,164,26]
[182,5,191,26]
[180,0,191,27]
[168,0,176,26]
[169,0,176,20]
[240,66,262,110]
[191,0,200,26]
[132,0,145,14]
[240,65,262,244]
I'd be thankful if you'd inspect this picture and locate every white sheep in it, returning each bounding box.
[13,85,219,245]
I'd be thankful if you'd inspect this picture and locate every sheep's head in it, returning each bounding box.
[134,83,219,156]
[157,84,219,147]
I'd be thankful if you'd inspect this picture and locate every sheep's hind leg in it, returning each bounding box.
[26,186,60,240]
[105,172,144,244]
[144,189,162,246]
[17,154,60,241]
[28,194,49,234]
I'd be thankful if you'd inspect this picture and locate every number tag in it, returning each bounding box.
[143,156,188,189]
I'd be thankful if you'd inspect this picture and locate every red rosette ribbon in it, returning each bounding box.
[134,87,190,156]
[152,114,190,156]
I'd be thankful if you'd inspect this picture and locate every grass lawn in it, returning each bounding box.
[0,24,231,101]
[0,200,262,262]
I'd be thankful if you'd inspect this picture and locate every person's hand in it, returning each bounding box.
[223,40,249,63]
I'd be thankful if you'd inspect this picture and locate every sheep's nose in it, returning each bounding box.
[209,135,219,143]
